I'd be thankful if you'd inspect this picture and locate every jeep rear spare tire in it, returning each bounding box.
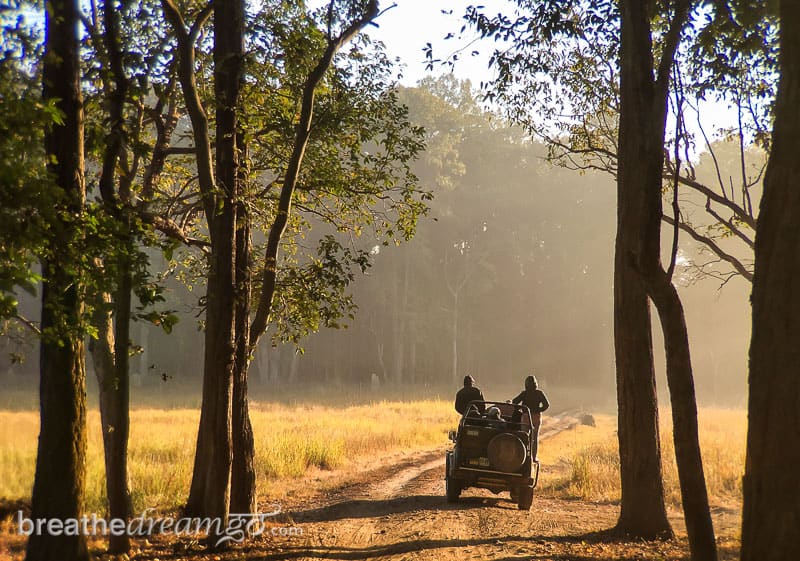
[487,433,527,473]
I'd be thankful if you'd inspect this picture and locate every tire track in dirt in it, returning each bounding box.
[268,411,589,561]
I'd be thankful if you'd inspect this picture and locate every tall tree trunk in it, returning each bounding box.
[185,198,236,536]
[613,243,671,538]
[228,37,255,519]
[26,0,88,558]
[742,2,800,558]
[185,0,242,538]
[614,0,673,540]
[231,198,256,514]
[161,0,231,535]
[619,2,716,557]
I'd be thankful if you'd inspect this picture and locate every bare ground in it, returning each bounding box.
[0,412,742,561]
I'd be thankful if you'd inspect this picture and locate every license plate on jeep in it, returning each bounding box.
[468,457,490,467]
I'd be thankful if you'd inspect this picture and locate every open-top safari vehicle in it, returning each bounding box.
[445,400,540,510]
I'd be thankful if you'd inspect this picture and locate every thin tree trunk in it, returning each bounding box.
[289,350,299,383]
[106,249,133,553]
[26,0,88,558]
[397,256,411,383]
[89,283,133,555]
[376,341,387,383]
[451,292,459,386]
[409,340,417,385]
[648,275,716,560]
[93,1,135,550]
[742,2,800,558]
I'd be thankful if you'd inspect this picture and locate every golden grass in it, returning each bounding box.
[0,402,745,516]
[537,415,622,502]
[539,408,747,506]
[0,400,455,514]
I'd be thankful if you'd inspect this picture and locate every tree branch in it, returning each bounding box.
[161,0,217,228]
[666,173,756,230]
[661,214,753,282]
[12,313,42,336]
[656,0,691,92]
[704,198,755,249]
[249,0,380,347]
[138,210,210,253]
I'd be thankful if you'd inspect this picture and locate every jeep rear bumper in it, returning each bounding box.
[451,466,534,492]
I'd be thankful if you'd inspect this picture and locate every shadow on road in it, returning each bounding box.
[245,528,694,561]
[291,494,513,523]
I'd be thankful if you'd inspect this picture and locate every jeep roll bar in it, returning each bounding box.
[461,400,534,431]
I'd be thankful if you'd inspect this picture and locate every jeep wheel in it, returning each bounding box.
[517,485,533,510]
[446,475,461,502]
[445,454,461,502]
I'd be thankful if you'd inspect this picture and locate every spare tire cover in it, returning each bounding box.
[487,433,527,472]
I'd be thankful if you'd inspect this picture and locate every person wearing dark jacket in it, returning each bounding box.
[512,375,550,461]
[454,375,485,415]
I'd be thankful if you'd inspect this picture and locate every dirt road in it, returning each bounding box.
[238,412,741,561]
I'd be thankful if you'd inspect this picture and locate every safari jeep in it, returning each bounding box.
[445,400,540,510]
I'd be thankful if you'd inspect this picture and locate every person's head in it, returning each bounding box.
[525,375,538,390]
[486,406,502,420]
[463,375,475,387]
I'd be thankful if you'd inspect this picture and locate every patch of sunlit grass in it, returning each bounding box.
[537,414,621,502]
[539,409,746,506]
[660,408,746,505]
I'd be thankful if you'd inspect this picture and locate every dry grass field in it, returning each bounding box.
[0,401,745,513]
[0,401,747,560]
[0,399,456,514]
[538,408,746,508]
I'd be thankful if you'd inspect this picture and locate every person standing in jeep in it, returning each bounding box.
[512,375,550,461]
[454,375,485,415]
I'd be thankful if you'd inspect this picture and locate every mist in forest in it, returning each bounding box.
[0,78,753,407]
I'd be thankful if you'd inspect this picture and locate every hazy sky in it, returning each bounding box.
[369,0,515,86]
[370,1,740,144]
